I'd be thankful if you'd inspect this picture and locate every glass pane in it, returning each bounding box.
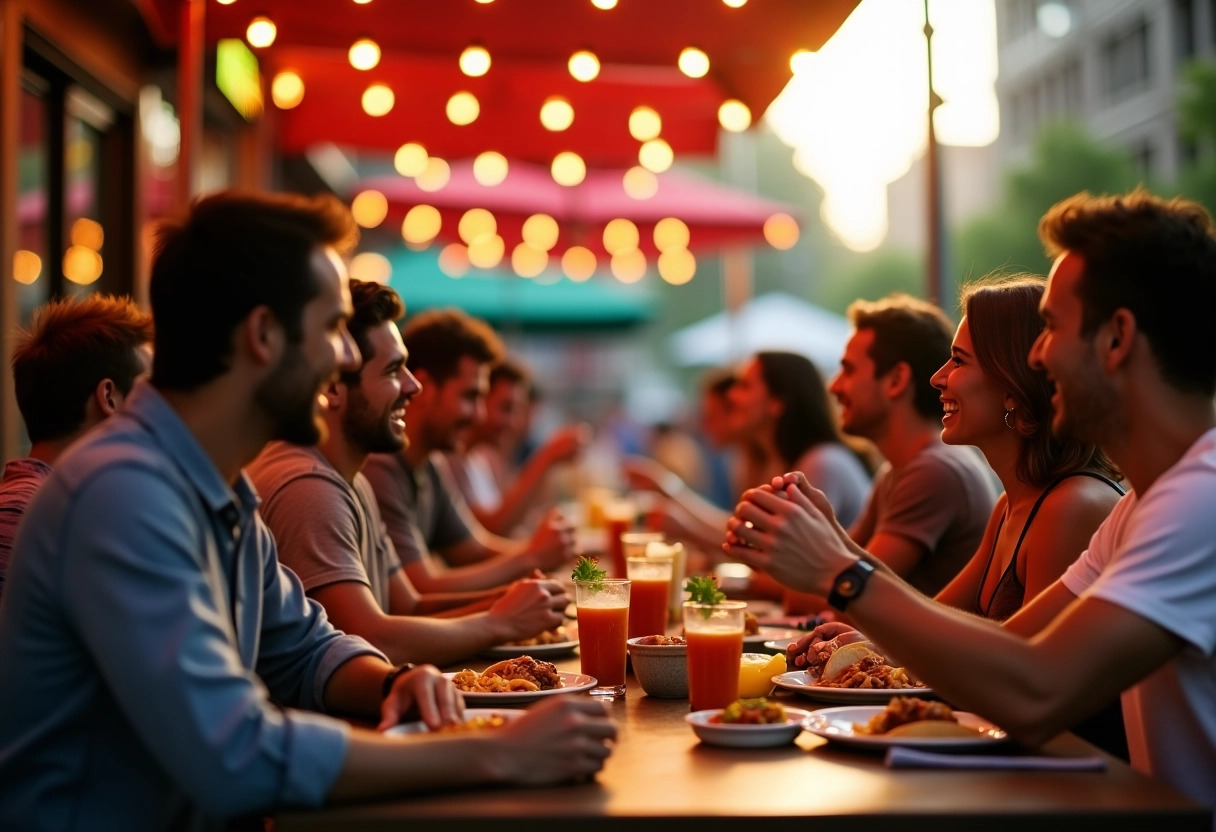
[63,113,104,299]
[16,85,50,325]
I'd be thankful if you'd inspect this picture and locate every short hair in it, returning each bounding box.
[341,279,405,386]
[1039,190,1216,396]
[846,293,955,419]
[149,189,358,390]
[961,275,1120,487]
[700,366,737,399]
[754,351,845,467]
[488,358,530,391]
[401,308,504,384]
[12,294,153,443]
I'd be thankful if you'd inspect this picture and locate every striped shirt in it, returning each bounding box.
[0,457,52,603]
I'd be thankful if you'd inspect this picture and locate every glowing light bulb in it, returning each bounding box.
[271,71,305,109]
[349,38,381,70]
[628,107,662,141]
[591,0,618,8]
[522,214,559,251]
[350,189,388,228]
[718,99,751,132]
[362,84,394,116]
[551,152,586,186]
[764,213,800,249]
[790,49,815,75]
[246,17,276,48]
[562,246,597,282]
[394,142,428,177]
[402,205,442,245]
[473,151,508,186]
[540,97,574,131]
[460,46,491,77]
[678,47,709,78]
[622,167,658,200]
[638,138,673,173]
[447,91,480,125]
[653,217,690,251]
[568,51,600,82]
[458,208,497,245]
[602,218,639,255]
[658,248,696,285]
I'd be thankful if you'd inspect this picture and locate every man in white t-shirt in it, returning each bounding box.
[726,190,1216,821]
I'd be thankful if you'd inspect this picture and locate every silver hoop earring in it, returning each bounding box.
[1004,408,1016,430]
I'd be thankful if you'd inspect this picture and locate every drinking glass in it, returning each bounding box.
[603,498,638,577]
[574,579,631,695]
[626,553,673,639]
[683,600,747,711]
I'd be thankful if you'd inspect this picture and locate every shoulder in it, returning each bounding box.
[1036,474,1123,523]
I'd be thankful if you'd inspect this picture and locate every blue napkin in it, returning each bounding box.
[886,746,1106,771]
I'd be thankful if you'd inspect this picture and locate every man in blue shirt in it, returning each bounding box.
[0,191,615,831]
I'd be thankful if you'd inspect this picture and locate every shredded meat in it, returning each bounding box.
[490,656,562,690]
[857,696,956,734]
[817,655,918,689]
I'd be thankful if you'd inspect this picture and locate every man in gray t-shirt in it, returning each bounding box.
[829,295,998,596]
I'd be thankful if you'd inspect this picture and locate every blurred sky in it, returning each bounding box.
[766,0,999,252]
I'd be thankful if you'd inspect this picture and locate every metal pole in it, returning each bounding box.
[923,0,947,308]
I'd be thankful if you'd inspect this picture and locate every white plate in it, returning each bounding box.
[802,705,1007,749]
[686,707,813,748]
[745,628,804,652]
[479,635,579,660]
[772,670,935,704]
[385,708,528,736]
[444,671,598,705]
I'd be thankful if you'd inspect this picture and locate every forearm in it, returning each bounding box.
[322,655,394,719]
[406,553,533,594]
[330,732,501,800]
[361,611,508,667]
[412,587,501,616]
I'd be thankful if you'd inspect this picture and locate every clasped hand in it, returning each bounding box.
[721,472,856,597]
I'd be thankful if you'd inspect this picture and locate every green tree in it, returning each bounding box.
[820,248,923,315]
[1175,59,1216,216]
[952,122,1138,286]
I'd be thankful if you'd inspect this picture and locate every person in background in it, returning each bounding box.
[446,357,588,537]
[249,280,570,666]
[363,309,577,594]
[696,366,742,509]
[728,190,1216,818]
[0,190,614,830]
[626,351,871,570]
[0,294,153,601]
[789,274,1128,757]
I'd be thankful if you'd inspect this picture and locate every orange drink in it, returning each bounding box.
[603,499,637,577]
[574,579,631,695]
[626,555,673,639]
[683,600,746,711]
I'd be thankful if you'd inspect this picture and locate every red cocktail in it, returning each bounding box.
[683,601,747,711]
[575,579,631,694]
[626,555,673,639]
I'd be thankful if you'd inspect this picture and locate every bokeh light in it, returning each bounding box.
[246,17,277,48]
[394,142,428,177]
[658,248,696,284]
[401,205,442,245]
[447,91,480,125]
[473,151,509,186]
[349,252,392,284]
[468,234,505,269]
[763,213,800,249]
[551,151,586,186]
[653,217,689,251]
[70,218,104,250]
[561,246,597,282]
[610,248,646,283]
[540,97,575,131]
[678,47,709,78]
[628,107,662,142]
[362,83,394,116]
[638,138,673,173]
[602,218,639,255]
[718,99,752,132]
[351,190,388,228]
[415,157,451,191]
[349,38,381,70]
[460,45,491,77]
[622,166,658,200]
[568,51,600,82]
[13,250,41,284]
[459,208,497,245]
[511,243,549,278]
[439,243,471,277]
[63,246,103,284]
[271,71,305,109]
[522,214,560,251]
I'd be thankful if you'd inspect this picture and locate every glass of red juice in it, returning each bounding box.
[574,578,631,695]
[683,600,747,711]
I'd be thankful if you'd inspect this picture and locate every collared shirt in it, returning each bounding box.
[0,456,53,603]
[0,384,386,831]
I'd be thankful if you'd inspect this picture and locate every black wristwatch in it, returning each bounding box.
[827,559,876,612]
[381,663,417,698]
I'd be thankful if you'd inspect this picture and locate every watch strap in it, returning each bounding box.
[827,559,876,612]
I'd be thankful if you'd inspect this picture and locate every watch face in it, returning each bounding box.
[837,576,860,597]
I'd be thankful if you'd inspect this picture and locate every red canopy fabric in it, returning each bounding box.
[353,160,796,261]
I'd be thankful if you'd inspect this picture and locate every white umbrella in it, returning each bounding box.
[667,291,851,374]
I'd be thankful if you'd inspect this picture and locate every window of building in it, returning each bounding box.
[1174,0,1197,62]
[1131,140,1156,180]
[1104,19,1152,102]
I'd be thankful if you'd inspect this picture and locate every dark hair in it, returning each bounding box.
[754,351,846,467]
[340,279,405,386]
[401,308,504,383]
[149,189,358,390]
[1039,190,1216,396]
[489,358,530,391]
[701,366,737,399]
[847,293,955,419]
[12,294,154,444]
[961,275,1121,486]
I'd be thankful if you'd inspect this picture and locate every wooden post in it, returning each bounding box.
[924,0,947,308]
[0,0,23,461]
[176,0,205,213]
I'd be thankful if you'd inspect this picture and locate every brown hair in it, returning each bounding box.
[961,274,1120,486]
[341,279,405,386]
[402,308,504,383]
[753,351,847,467]
[13,294,153,443]
[846,293,955,419]
[1039,190,1216,396]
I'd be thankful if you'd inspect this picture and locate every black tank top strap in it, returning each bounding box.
[1009,471,1126,575]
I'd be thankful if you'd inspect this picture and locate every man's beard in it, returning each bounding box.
[345,390,406,455]
[1052,371,1122,447]
[256,344,327,446]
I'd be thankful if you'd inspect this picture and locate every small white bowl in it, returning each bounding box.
[685,707,811,748]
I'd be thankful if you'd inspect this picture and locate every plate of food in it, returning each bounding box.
[479,623,579,659]
[385,708,528,736]
[771,641,934,704]
[801,698,1007,749]
[445,656,597,705]
[744,627,804,653]
[686,699,814,748]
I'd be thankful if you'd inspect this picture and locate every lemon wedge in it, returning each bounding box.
[738,652,786,698]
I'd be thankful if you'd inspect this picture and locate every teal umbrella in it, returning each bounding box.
[384,247,655,330]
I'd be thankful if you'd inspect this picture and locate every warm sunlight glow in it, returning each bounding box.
[562,246,597,282]
[540,97,575,131]
[246,17,276,48]
[460,45,492,77]
[766,0,999,251]
[349,38,381,70]
[568,51,601,82]
[622,166,658,200]
[351,190,388,228]
[473,151,509,186]
[629,107,662,142]
[271,71,305,109]
[349,252,391,284]
[522,214,560,251]
[551,151,586,186]
[678,48,709,79]
[394,142,428,177]
[362,83,394,116]
[402,205,442,245]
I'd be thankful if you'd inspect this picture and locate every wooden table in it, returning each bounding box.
[276,650,1210,832]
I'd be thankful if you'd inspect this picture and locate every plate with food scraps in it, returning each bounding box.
[479,624,579,659]
[744,627,805,653]
[386,708,528,736]
[444,670,598,705]
[801,705,1007,749]
[686,705,814,748]
[772,670,935,704]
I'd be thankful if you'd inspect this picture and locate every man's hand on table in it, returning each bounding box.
[493,697,617,785]
[377,664,464,732]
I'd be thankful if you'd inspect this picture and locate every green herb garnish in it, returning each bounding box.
[684,575,726,606]
[572,556,606,590]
